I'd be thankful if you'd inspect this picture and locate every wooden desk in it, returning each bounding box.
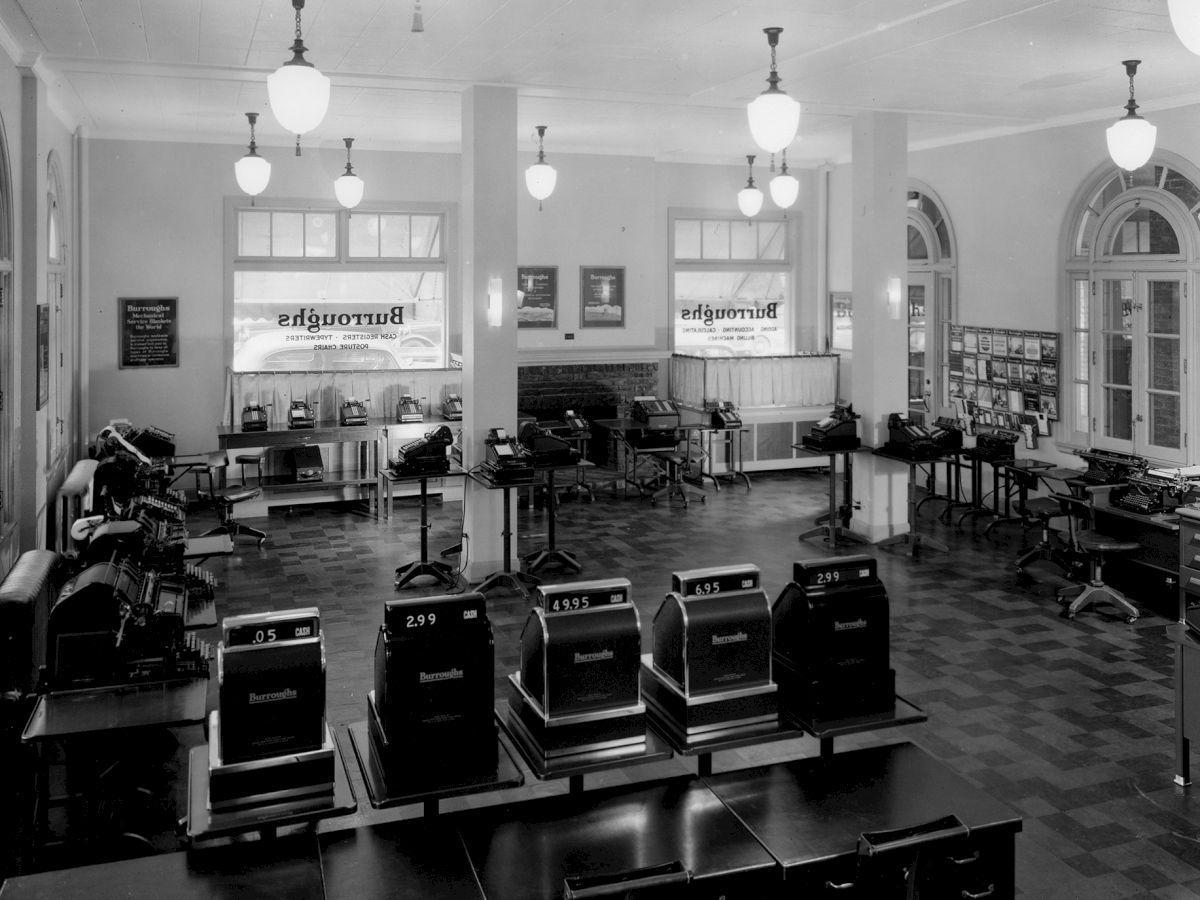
[0,833,325,900]
[703,741,1022,896]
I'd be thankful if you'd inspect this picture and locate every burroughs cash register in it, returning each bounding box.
[241,404,268,432]
[391,425,453,476]
[710,401,742,430]
[482,427,535,484]
[441,393,463,421]
[287,399,316,429]
[802,404,861,452]
[339,398,368,426]
[882,413,942,461]
[396,394,423,424]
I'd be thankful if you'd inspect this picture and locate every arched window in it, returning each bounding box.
[1063,154,1197,464]
[906,183,956,422]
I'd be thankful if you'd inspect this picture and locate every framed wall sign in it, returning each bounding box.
[580,266,624,328]
[517,266,557,328]
[119,296,179,368]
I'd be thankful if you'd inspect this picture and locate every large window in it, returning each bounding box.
[906,186,956,422]
[230,205,449,372]
[670,214,792,356]
[1064,159,1195,464]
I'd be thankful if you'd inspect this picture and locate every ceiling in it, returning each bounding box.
[1,0,1198,166]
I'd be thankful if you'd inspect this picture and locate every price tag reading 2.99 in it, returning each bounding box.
[406,612,437,628]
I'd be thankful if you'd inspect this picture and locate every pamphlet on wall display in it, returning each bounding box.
[579,266,625,328]
[942,324,1060,423]
[517,266,557,329]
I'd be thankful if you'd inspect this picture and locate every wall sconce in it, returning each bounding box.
[1106,60,1156,172]
[334,137,364,209]
[747,27,801,154]
[887,277,902,320]
[234,112,271,203]
[487,277,503,327]
[267,0,330,155]
[525,125,557,210]
[737,154,764,218]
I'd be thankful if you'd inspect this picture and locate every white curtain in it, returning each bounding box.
[669,353,838,409]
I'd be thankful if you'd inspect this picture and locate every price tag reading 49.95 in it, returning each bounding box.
[536,578,632,614]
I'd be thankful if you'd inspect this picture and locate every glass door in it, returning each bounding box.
[907,274,934,422]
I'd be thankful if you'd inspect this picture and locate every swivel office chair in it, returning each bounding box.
[197,453,267,547]
[1055,530,1141,622]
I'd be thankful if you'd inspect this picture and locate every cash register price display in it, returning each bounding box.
[801,404,861,452]
[370,592,497,780]
[536,579,630,613]
[670,563,761,597]
[209,608,334,811]
[508,578,647,759]
[642,564,777,742]
[771,555,895,726]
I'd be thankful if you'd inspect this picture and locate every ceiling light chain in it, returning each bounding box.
[737,154,763,218]
[267,0,331,156]
[1105,59,1156,172]
[525,125,557,210]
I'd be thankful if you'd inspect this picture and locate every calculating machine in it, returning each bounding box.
[771,556,895,725]
[482,427,535,484]
[640,564,777,745]
[441,393,463,421]
[391,425,453,476]
[710,401,742,430]
[802,404,861,452]
[630,396,681,450]
[287,399,315,429]
[369,592,498,783]
[506,579,647,760]
[971,428,1020,462]
[396,394,423,424]
[882,413,941,461]
[519,421,580,467]
[208,608,333,811]
[241,404,268,432]
[339,398,368,426]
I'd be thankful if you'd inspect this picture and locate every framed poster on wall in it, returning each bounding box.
[119,297,179,368]
[517,266,557,328]
[580,266,624,327]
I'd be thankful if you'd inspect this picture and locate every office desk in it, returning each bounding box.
[794,443,872,549]
[703,741,1022,896]
[1090,487,1180,616]
[0,833,325,900]
[873,448,950,556]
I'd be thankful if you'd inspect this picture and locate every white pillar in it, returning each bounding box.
[461,86,519,579]
[848,112,911,541]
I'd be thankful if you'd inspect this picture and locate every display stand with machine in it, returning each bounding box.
[387,425,463,589]
[771,555,924,759]
[796,406,871,548]
[501,578,669,787]
[640,564,779,750]
[186,608,356,840]
[345,592,523,811]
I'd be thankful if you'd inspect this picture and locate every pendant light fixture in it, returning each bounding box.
[525,125,557,210]
[1169,0,1200,54]
[411,0,425,32]
[234,112,271,203]
[267,0,330,156]
[334,138,364,209]
[769,150,799,210]
[747,27,801,154]
[1106,60,1156,172]
[737,155,764,218]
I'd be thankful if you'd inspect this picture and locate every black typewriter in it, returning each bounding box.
[929,416,964,452]
[882,413,942,461]
[1074,447,1147,485]
[482,427,535,484]
[802,404,860,452]
[519,422,580,467]
[391,425,453,476]
[1109,470,1188,515]
[970,428,1020,462]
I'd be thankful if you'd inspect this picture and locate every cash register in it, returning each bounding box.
[287,399,316,429]
[207,608,334,810]
[482,427,535,484]
[241,404,269,432]
[506,579,647,760]
[640,564,777,744]
[369,592,497,782]
[339,398,368,426]
[772,555,895,724]
[391,424,453,476]
[396,394,423,423]
[802,403,861,452]
[441,393,463,421]
[882,413,942,461]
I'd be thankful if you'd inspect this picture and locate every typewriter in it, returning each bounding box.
[441,393,463,421]
[519,421,580,467]
[1074,447,1147,485]
[126,425,176,459]
[339,399,368,426]
[929,416,964,452]
[241,404,268,432]
[710,401,742,430]
[396,394,423,423]
[882,413,942,461]
[562,410,589,435]
[970,428,1020,462]
[631,397,681,430]
[391,425,453,476]
[802,404,860,452]
[1108,470,1188,515]
[287,399,316,429]
[482,427,535,484]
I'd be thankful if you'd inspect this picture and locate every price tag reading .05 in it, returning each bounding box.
[225,617,318,647]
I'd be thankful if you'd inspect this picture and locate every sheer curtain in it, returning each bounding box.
[669,353,838,409]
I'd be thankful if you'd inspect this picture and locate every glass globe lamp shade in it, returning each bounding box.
[525,162,557,201]
[267,63,331,136]
[737,185,764,218]
[234,153,271,197]
[769,172,799,209]
[334,172,364,209]
[747,91,800,154]
[1106,116,1157,171]
[1169,0,1200,54]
